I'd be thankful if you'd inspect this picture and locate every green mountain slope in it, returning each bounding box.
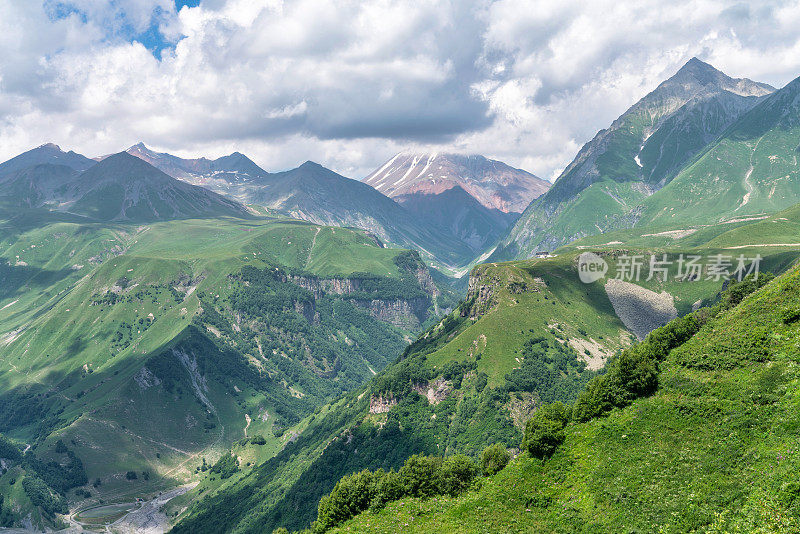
[0,208,448,530]
[169,198,800,533]
[497,58,774,258]
[168,254,629,533]
[248,162,475,269]
[329,260,800,533]
[167,226,800,534]
[637,75,800,228]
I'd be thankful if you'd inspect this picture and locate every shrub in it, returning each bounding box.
[369,470,405,510]
[782,306,800,324]
[399,454,443,498]
[573,311,703,422]
[0,435,22,461]
[480,444,509,475]
[210,453,239,479]
[522,402,570,459]
[125,471,137,480]
[22,476,67,516]
[614,348,658,399]
[251,435,267,445]
[440,455,477,496]
[720,272,775,311]
[572,375,617,422]
[316,469,380,531]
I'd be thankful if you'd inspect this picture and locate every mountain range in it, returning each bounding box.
[495,57,779,258]
[2,55,800,534]
[0,148,249,221]
[0,143,95,178]
[115,144,536,269]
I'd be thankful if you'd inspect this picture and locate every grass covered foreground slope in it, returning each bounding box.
[171,238,785,533]
[329,261,800,533]
[172,227,800,533]
[169,254,634,534]
[0,211,450,530]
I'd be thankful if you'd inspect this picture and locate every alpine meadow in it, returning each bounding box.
[1,2,800,534]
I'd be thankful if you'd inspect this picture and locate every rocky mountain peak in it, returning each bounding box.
[363,152,550,213]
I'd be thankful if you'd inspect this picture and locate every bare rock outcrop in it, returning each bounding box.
[369,395,397,414]
[412,376,452,405]
[604,279,678,340]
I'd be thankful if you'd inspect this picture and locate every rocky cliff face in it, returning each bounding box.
[463,269,498,319]
[286,270,436,331]
[369,395,397,414]
[287,275,361,299]
[352,297,430,330]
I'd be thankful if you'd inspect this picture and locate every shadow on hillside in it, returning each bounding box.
[0,261,76,302]
[0,329,227,494]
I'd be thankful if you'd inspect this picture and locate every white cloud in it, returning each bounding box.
[1,0,800,181]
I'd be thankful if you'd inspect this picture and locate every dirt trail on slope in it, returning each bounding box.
[724,243,800,249]
[738,135,763,209]
[305,226,321,268]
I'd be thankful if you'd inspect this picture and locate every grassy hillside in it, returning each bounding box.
[329,261,800,533]
[0,213,449,530]
[168,253,628,533]
[171,221,800,534]
[169,234,790,533]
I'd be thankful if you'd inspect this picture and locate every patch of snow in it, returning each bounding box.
[414,152,437,180]
[370,153,401,186]
[396,155,421,186]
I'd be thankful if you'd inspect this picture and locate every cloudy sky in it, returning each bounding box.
[2,0,800,180]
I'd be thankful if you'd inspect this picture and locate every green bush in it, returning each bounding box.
[0,493,14,527]
[369,470,405,510]
[23,441,87,494]
[0,434,21,461]
[782,306,800,324]
[314,451,480,533]
[316,469,380,531]
[480,443,509,475]
[522,402,570,459]
[210,453,239,479]
[720,272,775,311]
[573,311,704,422]
[440,455,477,496]
[22,476,67,516]
[399,454,443,498]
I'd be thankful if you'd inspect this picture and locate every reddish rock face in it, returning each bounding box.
[363,152,550,213]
